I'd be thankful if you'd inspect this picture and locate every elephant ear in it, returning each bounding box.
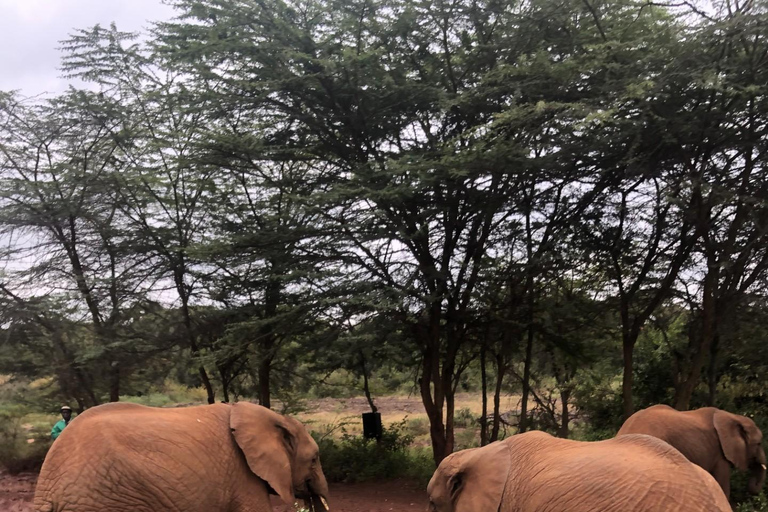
[229,402,296,505]
[714,410,749,471]
[449,441,511,512]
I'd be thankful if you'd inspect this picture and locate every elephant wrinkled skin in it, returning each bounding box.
[619,405,766,499]
[34,402,330,512]
[427,431,730,512]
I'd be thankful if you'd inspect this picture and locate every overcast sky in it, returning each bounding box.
[0,0,176,96]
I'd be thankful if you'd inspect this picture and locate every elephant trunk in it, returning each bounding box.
[303,468,330,511]
[748,448,767,495]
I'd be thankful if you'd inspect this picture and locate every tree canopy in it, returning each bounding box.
[1,0,767,467]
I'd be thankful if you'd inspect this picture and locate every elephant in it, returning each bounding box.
[618,404,766,499]
[427,430,731,512]
[34,401,330,512]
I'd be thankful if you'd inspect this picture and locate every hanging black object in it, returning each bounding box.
[362,412,382,440]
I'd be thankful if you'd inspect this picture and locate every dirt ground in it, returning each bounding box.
[0,472,36,512]
[0,472,427,512]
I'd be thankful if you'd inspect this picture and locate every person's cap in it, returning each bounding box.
[60,406,72,411]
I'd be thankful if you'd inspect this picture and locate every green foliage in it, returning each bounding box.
[453,408,478,429]
[736,493,768,512]
[732,467,768,511]
[313,420,434,484]
[0,0,767,472]
[572,367,624,435]
[121,381,209,407]
[0,403,53,474]
[403,417,430,437]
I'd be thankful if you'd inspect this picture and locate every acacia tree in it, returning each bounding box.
[60,25,223,403]
[666,2,768,410]
[201,148,338,408]
[0,91,158,405]
[156,0,685,461]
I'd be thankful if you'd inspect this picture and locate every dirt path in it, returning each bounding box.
[0,472,36,512]
[0,473,427,512]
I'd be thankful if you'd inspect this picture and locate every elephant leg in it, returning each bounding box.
[713,459,731,499]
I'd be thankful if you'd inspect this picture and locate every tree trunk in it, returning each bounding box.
[491,352,505,442]
[622,335,635,420]
[674,262,718,411]
[518,323,534,433]
[445,389,456,455]
[217,365,232,403]
[558,388,570,438]
[421,371,448,465]
[707,333,719,406]
[109,361,120,402]
[257,266,282,411]
[258,357,272,409]
[175,264,215,404]
[222,380,230,403]
[361,352,378,413]
[480,344,488,446]
[519,203,535,433]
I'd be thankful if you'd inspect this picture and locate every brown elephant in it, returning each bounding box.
[34,402,329,512]
[618,404,766,499]
[427,430,730,511]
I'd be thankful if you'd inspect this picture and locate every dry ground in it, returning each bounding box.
[294,392,522,445]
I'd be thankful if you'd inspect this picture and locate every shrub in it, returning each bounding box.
[454,408,477,429]
[313,420,434,484]
[454,428,479,450]
[404,417,430,437]
[736,493,768,512]
[0,403,52,474]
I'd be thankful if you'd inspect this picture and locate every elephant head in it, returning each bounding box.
[229,402,330,511]
[427,440,511,512]
[713,410,766,495]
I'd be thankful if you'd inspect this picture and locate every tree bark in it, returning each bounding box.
[480,343,488,446]
[519,204,535,433]
[674,261,719,411]
[707,333,719,406]
[258,356,272,409]
[109,361,120,402]
[518,326,534,433]
[360,352,377,413]
[174,262,215,404]
[491,352,505,442]
[558,388,570,438]
[622,334,635,420]
[419,313,449,465]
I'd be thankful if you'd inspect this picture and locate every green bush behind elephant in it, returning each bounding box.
[427,430,730,511]
[34,402,330,512]
[618,405,767,499]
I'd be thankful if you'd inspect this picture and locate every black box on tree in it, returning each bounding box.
[362,412,382,440]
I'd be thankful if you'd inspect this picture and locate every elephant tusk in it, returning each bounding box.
[761,464,766,471]
[320,496,329,511]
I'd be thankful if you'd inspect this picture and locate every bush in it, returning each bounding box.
[313,420,435,485]
[454,408,477,429]
[736,493,768,512]
[0,403,52,474]
[454,427,479,450]
[404,417,430,437]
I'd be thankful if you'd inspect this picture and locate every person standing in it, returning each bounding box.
[51,406,72,440]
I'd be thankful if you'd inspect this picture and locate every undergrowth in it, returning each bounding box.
[312,419,435,485]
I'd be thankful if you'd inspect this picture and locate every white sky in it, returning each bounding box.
[0,0,176,96]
